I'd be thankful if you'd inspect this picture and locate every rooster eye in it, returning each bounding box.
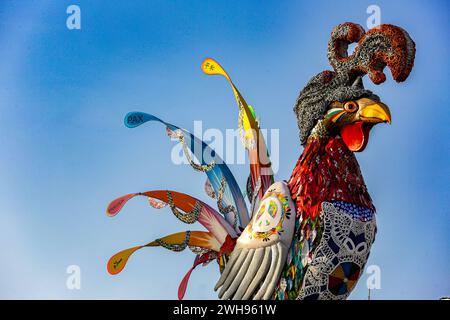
[344,101,358,112]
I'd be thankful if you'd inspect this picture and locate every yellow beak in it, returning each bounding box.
[358,99,391,124]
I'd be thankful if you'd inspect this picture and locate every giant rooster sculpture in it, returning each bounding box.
[106,22,415,300]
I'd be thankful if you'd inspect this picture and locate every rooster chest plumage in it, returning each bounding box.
[289,135,374,221]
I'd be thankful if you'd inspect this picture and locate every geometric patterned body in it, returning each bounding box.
[297,201,376,299]
[275,201,376,300]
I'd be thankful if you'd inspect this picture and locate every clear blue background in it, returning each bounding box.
[0,0,448,299]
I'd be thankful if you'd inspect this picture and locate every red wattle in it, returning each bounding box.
[340,122,371,152]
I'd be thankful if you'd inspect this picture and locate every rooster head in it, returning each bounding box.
[294,22,415,152]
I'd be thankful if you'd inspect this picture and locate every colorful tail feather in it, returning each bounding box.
[201,58,274,210]
[106,58,273,299]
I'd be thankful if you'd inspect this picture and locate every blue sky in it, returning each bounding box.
[0,0,448,299]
